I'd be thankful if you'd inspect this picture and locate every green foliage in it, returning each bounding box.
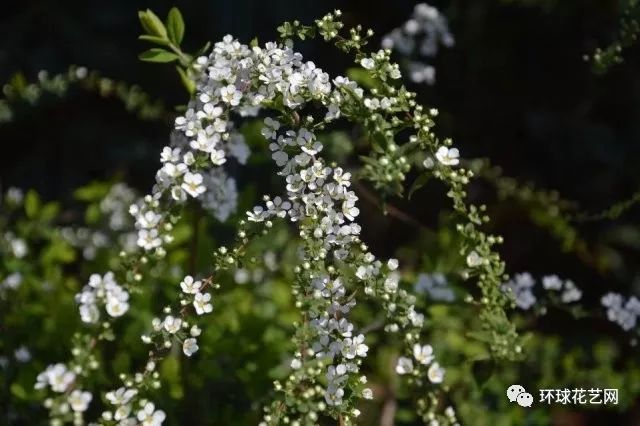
[587,0,640,74]
[3,4,640,425]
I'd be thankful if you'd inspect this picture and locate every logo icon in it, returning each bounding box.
[507,384,533,407]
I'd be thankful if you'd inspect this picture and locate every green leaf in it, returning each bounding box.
[24,190,40,219]
[166,7,185,45]
[138,9,167,39]
[346,67,378,90]
[10,383,27,400]
[471,359,495,387]
[74,181,110,202]
[39,202,60,223]
[139,48,179,63]
[196,41,211,57]
[138,35,171,47]
[176,67,195,95]
[408,173,430,200]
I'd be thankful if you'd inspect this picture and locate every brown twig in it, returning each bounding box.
[352,180,427,230]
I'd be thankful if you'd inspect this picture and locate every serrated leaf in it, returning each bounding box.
[166,7,185,45]
[138,34,170,47]
[138,9,167,39]
[139,48,179,63]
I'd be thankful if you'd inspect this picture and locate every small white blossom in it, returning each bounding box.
[181,172,206,198]
[435,146,459,166]
[183,338,199,357]
[396,357,414,375]
[68,390,92,412]
[193,292,213,315]
[136,402,166,426]
[180,276,202,294]
[163,315,182,334]
[427,362,445,383]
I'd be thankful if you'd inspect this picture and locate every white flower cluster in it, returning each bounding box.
[503,273,582,310]
[233,251,278,284]
[75,271,130,323]
[396,343,445,384]
[601,292,640,331]
[503,272,537,310]
[102,387,166,426]
[34,363,94,422]
[2,186,24,205]
[107,29,447,421]
[382,3,454,84]
[143,275,210,358]
[199,168,238,221]
[414,272,455,302]
[0,271,22,295]
[3,230,28,259]
[61,183,139,259]
[35,363,76,393]
[542,274,582,303]
[258,118,370,406]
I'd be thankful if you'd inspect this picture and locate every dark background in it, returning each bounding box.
[2,1,639,301]
[2,1,640,424]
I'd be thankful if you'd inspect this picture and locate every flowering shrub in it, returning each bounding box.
[2,3,640,426]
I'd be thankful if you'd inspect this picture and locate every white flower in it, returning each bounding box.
[114,404,132,421]
[2,272,22,289]
[105,297,129,318]
[181,172,206,198]
[362,388,373,399]
[10,239,28,258]
[210,149,227,166]
[324,385,344,406]
[137,402,166,426]
[220,84,242,106]
[163,315,182,334]
[360,58,375,70]
[160,146,181,163]
[14,346,31,363]
[427,362,445,383]
[407,306,425,327]
[106,387,137,405]
[49,364,76,392]
[413,344,434,365]
[183,338,199,357]
[68,390,92,412]
[466,250,483,267]
[193,292,213,315]
[561,280,582,303]
[290,358,302,370]
[387,258,399,270]
[395,356,414,375]
[542,275,563,290]
[435,146,459,166]
[180,276,202,294]
[423,156,435,169]
[384,273,399,293]
[341,334,368,359]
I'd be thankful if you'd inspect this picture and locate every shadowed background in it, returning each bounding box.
[1,0,639,424]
